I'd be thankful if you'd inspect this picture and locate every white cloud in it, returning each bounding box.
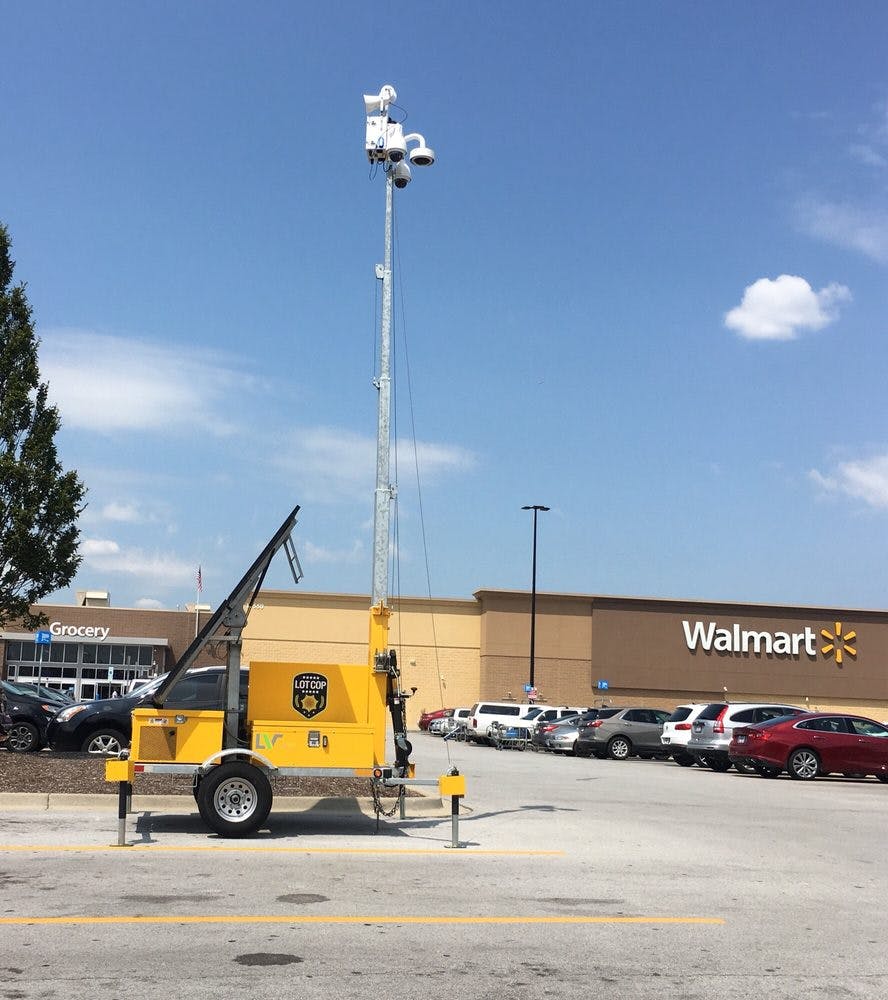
[100,502,143,523]
[848,143,887,168]
[798,199,888,264]
[135,597,165,610]
[37,329,261,435]
[302,539,366,564]
[81,536,196,585]
[810,455,888,510]
[724,275,850,341]
[274,426,476,503]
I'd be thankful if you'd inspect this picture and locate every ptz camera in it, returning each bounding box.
[405,133,435,167]
[386,123,407,162]
[392,162,412,188]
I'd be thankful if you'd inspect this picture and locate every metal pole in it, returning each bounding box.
[529,510,538,688]
[372,172,394,608]
[522,505,549,690]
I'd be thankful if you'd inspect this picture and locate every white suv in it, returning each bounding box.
[465,702,538,744]
[660,704,709,766]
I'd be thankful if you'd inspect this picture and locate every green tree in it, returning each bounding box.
[0,223,85,629]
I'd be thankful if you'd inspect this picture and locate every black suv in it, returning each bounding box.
[46,666,247,755]
[0,680,62,753]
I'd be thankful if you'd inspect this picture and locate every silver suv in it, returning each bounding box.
[687,702,804,772]
[575,707,671,760]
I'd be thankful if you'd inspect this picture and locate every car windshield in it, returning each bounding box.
[520,709,544,721]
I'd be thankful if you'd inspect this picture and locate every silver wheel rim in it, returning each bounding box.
[611,739,629,759]
[88,735,121,755]
[9,725,35,752]
[793,751,818,779]
[213,778,259,823]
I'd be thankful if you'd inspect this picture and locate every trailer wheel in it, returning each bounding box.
[196,761,272,837]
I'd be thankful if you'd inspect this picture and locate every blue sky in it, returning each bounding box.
[3,1,888,612]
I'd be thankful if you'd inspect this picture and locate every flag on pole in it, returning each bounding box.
[197,565,203,594]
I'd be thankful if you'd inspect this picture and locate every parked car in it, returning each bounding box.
[687,702,805,772]
[539,716,584,754]
[0,679,60,753]
[575,707,671,760]
[531,709,594,750]
[730,712,888,781]
[46,666,245,755]
[660,703,710,766]
[465,701,538,744]
[418,708,454,731]
[9,683,74,706]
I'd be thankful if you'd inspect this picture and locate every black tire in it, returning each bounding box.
[637,751,652,760]
[877,774,888,784]
[707,757,732,773]
[673,752,695,767]
[607,735,632,760]
[592,749,607,760]
[695,754,710,768]
[81,728,127,756]
[197,761,273,837]
[575,746,592,758]
[7,721,40,753]
[753,762,781,778]
[788,747,820,781]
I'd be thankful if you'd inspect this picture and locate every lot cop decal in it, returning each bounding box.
[682,620,857,664]
[292,671,328,718]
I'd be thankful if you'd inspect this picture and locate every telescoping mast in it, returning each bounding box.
[105,85,466,842]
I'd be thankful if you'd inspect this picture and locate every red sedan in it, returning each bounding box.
[418,708,453,731]
[730,712,888,781]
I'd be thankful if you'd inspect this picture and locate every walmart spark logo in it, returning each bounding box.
[820,622,857,665]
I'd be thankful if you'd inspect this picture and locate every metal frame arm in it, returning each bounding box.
[152,504,303,707]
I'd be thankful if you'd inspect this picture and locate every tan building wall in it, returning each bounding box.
[476,590,888,717]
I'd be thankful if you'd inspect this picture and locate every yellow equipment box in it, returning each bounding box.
[249,721,382,768]
[247,661,387,729]
[130,709,225,764]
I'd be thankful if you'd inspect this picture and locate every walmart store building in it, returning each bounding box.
[3,589,887,724]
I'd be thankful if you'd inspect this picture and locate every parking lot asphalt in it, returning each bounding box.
[1,735,886,999]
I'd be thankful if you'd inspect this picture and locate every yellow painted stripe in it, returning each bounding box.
[0,914,724,926]
[0,845,563,856]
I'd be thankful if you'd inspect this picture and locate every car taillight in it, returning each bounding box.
[749,730,770,741]
[590,720,603,728]
[675,723,691,730]
[472,719,477,728]
[713,706,729,734]
[543,724,558,732]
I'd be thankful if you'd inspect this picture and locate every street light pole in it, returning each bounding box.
[522,504,549,691]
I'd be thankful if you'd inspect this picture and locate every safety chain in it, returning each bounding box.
[370,780,404,819]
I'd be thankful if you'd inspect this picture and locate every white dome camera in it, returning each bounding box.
[386,122,407,163]
[392,161,412,188]
[405,133,435,166]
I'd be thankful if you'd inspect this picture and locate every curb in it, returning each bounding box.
[0,791,453,817]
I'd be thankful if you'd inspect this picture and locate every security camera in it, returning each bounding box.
[386,122,407,162]
[405,133,435,166]
[392,162,412,188]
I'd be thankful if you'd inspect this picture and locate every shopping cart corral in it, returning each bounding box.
[489,721,533,751]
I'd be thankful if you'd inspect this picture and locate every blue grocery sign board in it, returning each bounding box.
[597,680,609,690]
[35,630,52,645]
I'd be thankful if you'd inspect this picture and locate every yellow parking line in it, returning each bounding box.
[0,914,724,926]
[0,845,562,856]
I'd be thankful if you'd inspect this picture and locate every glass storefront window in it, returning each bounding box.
[19,642,37,662]
[7,641,21,660]
[82,645,96,664]
[64,644,78,663]
[111,645,125,665]
[49,643,63,662]
[97,645,111,664]
[139,646,153,666]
